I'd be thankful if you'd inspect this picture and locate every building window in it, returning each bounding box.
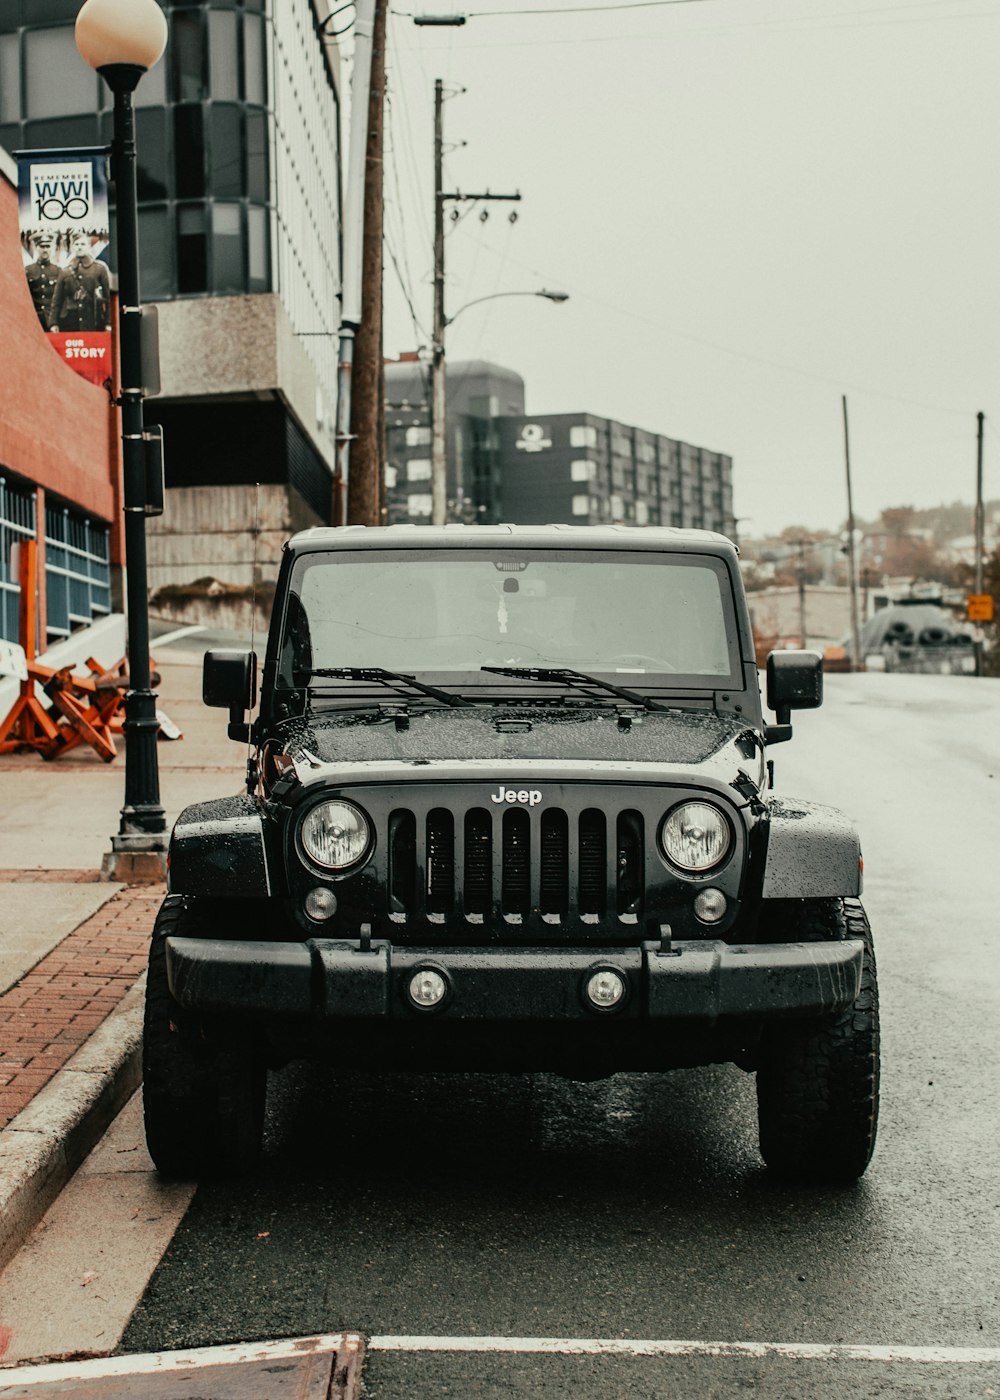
[406,426,432,448]
[247,204,269,291]
[136,108,169,201]
[138,206,172,299]
[209,104,243,197]
[570,424,597,449]
[570,459,595,482]
[177,204,208,293]
[173,9,206,103]
[24,27,95,119]
[211,202,244,293]
[636,501,649,527]
[384,465,398,488]
[209,9,240,101]
[572,495,590,517]
[407,494,433,517]
[246,109,268,201]
[407,459,432,481]
[174,105,206,198]
[244,14,267,105]
[0,35,20,123]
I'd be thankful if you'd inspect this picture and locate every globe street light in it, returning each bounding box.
[431,289,570,524]
[76,0,168,881]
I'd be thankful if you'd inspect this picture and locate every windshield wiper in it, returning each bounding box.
[481,666,672,713]
[302,667,474,708]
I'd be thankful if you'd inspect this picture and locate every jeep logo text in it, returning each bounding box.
[490,785,542,806]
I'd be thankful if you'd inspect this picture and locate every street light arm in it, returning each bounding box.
[444,289,569,327]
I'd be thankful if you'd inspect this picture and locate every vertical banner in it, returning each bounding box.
[17,150,112,389]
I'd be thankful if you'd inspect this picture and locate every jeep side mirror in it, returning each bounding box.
[764,650,823,745]
[203,650,257,742]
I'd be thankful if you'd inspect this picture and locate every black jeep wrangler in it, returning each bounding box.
[145,525,879,1183]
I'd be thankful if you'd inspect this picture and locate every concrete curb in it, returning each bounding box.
[0,975,146,1276]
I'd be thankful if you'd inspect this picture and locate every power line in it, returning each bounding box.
[448,222,981,416]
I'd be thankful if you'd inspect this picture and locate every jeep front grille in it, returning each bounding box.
[385,801,645,928]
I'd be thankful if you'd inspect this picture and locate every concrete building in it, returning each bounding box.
[385,357,526,524]
[0,0,343,606]
[385,357,735,535]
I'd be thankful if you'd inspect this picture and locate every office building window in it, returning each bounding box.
[211,202,244,293]
[210,104,243,197]
[138,207,172,300]
[408,494,433,517]
[570,424,597,449]
[177,204,208,293]
[173,9,206,103]
[245,109,268,201]
[247,204,269,291]
[407,459,432,481]
[209,9,240,100]
[136,108,169,201]
[24,27,95,119]
[406,426,431,448]
[571,459,595,482]
[572,495,590,517]
[174,104,206,198]
[0,35,19,123]
[244,14,266,105]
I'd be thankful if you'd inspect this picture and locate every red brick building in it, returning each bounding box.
[0,150,120,650]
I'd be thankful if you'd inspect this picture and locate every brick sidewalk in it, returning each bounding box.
[0,880,162,1128]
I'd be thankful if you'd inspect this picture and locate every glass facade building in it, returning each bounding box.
[0,0,341,578]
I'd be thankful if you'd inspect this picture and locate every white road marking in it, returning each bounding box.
[151,625,206,649]
[2,1333,999,1388]
[370,1336,1000,1365]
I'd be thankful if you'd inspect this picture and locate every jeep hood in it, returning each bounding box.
[277,707,762,785]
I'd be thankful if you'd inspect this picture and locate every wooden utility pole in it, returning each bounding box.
[431,78,447,526]
[842,394,863,671]
[347,0,387,526]
[430,80,520,525]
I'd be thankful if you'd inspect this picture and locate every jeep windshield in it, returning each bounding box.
[274,548,742,694]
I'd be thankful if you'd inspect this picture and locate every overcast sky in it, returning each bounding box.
[374,0,1000,537]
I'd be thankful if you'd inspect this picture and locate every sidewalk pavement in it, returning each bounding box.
[0,642,246,1274]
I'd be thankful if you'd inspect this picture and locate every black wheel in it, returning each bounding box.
[756,897,880,1184]
[143,895,266,1179]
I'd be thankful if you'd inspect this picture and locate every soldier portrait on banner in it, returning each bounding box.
[17,151,113,388]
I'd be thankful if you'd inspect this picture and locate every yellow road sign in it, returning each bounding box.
[967,594,994,622]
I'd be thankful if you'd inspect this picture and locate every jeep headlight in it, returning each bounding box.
[299,800,371,870]
[661,801,732,872]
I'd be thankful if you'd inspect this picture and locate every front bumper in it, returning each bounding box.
[165,936,864,1024]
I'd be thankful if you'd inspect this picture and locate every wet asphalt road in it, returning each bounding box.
[115,672,1000,1398]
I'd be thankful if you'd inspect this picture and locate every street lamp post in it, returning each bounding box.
[431,289,569,524]
[76,0,168,882]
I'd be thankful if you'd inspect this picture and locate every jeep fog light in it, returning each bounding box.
[693,887,727,924]
[299,800,370,870]
[661,802,731,872]
[586,969,626,1009]
[409,969,447,1009]
[304,887,338,921]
